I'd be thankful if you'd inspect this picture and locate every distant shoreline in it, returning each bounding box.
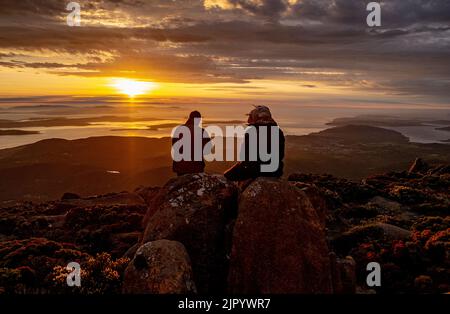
[2,124,450,150]
[1,113,450,149]
[2,124,450,152]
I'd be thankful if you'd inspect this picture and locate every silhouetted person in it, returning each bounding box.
[172,111,211,176]
[224,105,285,182]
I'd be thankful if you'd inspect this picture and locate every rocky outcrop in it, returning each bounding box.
[227,178,334,293]
[288,173,376,204]
[122,240,196,294]
[332,222,412,255]
[408,158,429,174]
[367,196,402,212]
[138,175,352,294]
[1,159,448,294]
[0,192,147,258]
[141,173,238,293]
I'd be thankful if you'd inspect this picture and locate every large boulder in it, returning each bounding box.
[122,240,196,294]
[228,177,334,293]
[141,173,238,293]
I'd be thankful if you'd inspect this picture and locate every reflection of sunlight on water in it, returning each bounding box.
[90,120,180,129]
[384,126,450,144]
[2,122,449,150]
[0,125,172,149]
[1,104,449,149]
[91,121,148,129]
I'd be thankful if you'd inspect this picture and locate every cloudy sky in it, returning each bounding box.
[0,0,449,108]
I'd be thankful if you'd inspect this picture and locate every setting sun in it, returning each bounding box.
[110,78,157,97]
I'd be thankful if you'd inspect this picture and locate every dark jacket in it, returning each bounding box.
[225,122,285,181]
[172,121,211,175]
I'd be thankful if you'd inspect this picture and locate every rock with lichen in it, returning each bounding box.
[227,177,334,293]
[122,240,196,294]
[141,173,238,293]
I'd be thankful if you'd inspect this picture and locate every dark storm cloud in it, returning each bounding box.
[379,78,450,99]
[289,0,450,25]
[0,0,449,103]
[0,0,65,16]
[0,60,85,69]
[227,0,288,18]
[0,0,143,16]
[0,25,214,52]
[0,95,126,104]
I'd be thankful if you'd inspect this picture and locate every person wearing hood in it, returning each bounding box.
[172,111,211,176]
[224,105,285,182]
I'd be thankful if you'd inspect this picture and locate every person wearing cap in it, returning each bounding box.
[172,111,211,176]
[224,105,285,182]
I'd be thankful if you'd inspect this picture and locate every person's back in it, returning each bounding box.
[172,111,211,176]
[224,106,285,181]
[244,123,285,178]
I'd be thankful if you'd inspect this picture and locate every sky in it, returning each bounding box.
[0,0,449,109]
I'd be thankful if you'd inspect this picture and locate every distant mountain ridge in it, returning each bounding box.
[305,124,409,143]
[0,125,449,203]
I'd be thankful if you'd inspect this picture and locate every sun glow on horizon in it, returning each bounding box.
[110,78,157,97]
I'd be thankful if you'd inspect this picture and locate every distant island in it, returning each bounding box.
[0,116,158,128]
[111,120,247,132]
[327,115,424,127]
[327,115,450,127]
[111,123,181,132]
[436,126,450,132]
